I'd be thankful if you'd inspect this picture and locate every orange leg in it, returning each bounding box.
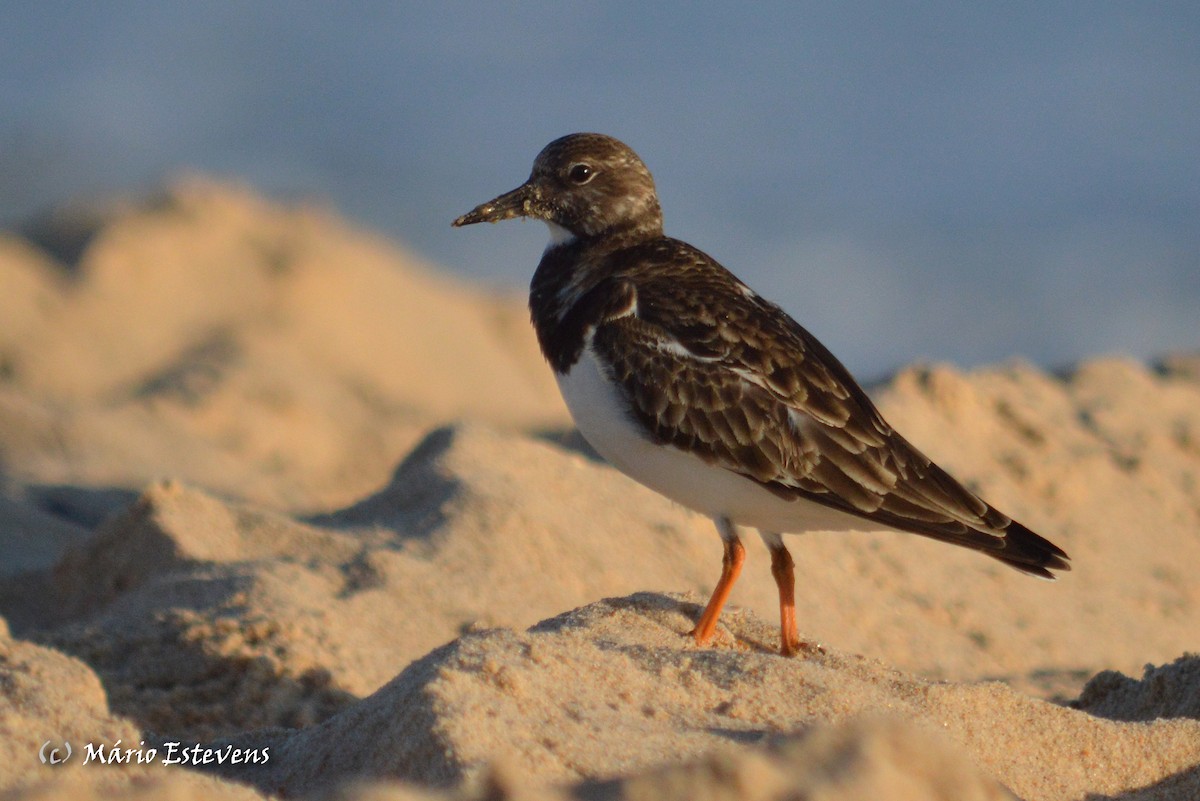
[691,518,745,646]
[765,533,803,656]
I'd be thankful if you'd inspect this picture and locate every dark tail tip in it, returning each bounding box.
[992,520,1071,580]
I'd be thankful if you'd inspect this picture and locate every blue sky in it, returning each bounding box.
[3,4,1197,377]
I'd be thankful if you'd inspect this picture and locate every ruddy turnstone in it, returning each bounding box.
[453,132,1070,656]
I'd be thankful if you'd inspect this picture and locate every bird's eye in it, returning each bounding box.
[568,163,595,184]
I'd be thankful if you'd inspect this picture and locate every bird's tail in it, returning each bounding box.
[979,519,1070,580]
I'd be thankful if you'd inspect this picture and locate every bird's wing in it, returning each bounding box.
[583,257,1061,570]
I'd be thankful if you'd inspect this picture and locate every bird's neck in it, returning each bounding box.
[529,240,597,372]
[527,227,643,372]
[529,213,666,370]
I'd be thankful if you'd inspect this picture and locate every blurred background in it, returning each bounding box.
[3,3,1197,378]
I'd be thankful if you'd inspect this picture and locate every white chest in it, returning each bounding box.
[555,345,878,535]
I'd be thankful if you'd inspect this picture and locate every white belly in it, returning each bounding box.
[556,346,884,535]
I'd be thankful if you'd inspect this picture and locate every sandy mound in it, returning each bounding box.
[2,181,1199,798]
[0,617,138,780]
[19,427,719,740]
[0,177,565,515]
[6,595,1198,800]
[1076,654,1200,722]
[214,593,1197,799]
[21,388,1199,731]
[0,615,266,798]
[564,716,1015,801]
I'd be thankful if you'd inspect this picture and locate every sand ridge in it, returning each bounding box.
[1,180,1198,799]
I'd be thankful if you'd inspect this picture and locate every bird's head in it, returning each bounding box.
[453,132,663,245]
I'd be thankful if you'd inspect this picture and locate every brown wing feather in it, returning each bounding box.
[588,248,1068,574]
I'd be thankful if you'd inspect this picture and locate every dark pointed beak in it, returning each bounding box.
[452,182,537,227]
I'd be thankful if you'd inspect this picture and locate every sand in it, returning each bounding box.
[0,178,1197,799]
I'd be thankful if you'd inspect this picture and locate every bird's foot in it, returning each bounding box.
[780,635,824,658]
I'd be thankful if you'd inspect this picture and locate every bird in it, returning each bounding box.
[452,132,1070,656]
